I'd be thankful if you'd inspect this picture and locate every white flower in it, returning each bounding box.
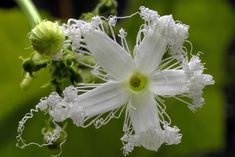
[54,6,213,154]
[17,6,214,155]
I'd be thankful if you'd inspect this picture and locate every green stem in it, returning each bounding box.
[15,0,41,28]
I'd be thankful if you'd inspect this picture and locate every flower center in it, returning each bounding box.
[129,73,148,92]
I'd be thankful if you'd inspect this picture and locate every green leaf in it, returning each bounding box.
[0,8,50,151]
[0,8,51,121]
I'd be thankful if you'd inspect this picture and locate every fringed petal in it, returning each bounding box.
[83,29,134,80]
[128,92,165,151]
[76,81,129,121]
[134,28,168,74]
[149,69,188,96]
[183,56,215,111]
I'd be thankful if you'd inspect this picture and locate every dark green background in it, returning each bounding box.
[0,0,234,156]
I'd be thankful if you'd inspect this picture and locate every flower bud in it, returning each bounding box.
[29,21,65,56]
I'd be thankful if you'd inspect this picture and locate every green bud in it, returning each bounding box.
[29,21,65,56]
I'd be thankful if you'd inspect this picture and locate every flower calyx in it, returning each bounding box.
[29,21,65,57]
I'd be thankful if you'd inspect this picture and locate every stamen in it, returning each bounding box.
[81,113,103,128]
[94,105,126,128]
[91,16,102,29]
[158,57,176,70]
[116,12,139,20]
[77,49,92,56]
[121,106,135,156]
[174,96,192,106]
[118,28,131,54]
[107,20,117,42]
[128,73,148,92]
[135,24,145,47]
[91,66,113,81]
[76,59,95,69]
[156,98,172,125]
[108,16,117,27]
[165,61,181,70]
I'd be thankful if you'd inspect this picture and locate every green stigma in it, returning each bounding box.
[29,21,65,56]
[129,73,148,92]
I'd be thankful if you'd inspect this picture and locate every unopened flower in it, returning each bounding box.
[29,21,65,57]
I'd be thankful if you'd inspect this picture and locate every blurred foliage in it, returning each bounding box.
[0,8,51,155]
[80,0,117,21]
[0,0,234,157]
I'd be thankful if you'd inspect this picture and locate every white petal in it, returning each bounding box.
[149,70,188,96]
[50,101,69,122]
[128,92,165,151]
[83,29,134,80]
[169,23,189,56]
[157,15,176,37]
[78,81,129,117]
[128,92,160,133]
[139,6,159,22]
[135,127,165,151]
[70,105,86,126]
[157,15,189,58]
[134,28,168,74]
[183,56,215,111]
[163,124,182,145]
